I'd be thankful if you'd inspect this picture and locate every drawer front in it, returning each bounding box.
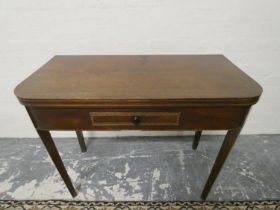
[90,112,180,127]
[29,106,250,130]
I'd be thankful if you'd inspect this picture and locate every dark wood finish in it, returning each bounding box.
[201,127,242,200]
[14,55,262,107]
[192,131,202,150]
[90,112,180,127]
[27,106,249,131]
[76,131,86,152]
[14,55,262,199]
[36,129,77,197]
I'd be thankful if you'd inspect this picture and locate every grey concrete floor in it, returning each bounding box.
[0,135,279,201]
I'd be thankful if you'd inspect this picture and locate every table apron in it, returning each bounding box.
[27,106,250,131]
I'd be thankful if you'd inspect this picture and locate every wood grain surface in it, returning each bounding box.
[14,55,262,106]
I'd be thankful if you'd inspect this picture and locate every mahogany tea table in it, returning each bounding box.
[14,55,262,199]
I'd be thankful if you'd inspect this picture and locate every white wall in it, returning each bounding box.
[0,0,280,138]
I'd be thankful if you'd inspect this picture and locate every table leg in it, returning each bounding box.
[36,129,77,197]
[75,131,87,152]
[192,130,202,150]
[200,127,242,200]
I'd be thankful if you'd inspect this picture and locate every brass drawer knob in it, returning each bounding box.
[132,116,141,125]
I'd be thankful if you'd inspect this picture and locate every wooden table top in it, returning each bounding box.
[15,55,262,106]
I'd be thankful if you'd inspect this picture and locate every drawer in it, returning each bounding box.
[90,112,180,127]
[29,106,249,130]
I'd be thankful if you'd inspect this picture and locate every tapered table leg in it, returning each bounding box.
[36,129,77,197]
[201,127,242,200]
[76,131,87,152]
[192,131,202,150]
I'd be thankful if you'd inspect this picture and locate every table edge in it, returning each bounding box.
[15,95,261,107]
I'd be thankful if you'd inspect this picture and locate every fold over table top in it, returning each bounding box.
[14,55,262,107]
